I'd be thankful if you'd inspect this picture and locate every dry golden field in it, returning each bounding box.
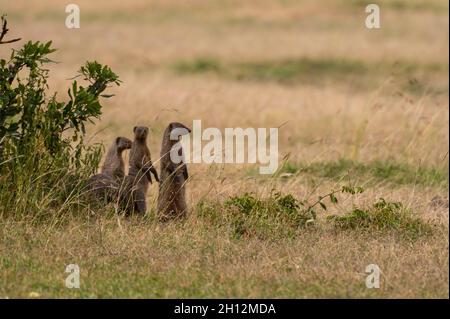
[0,0,448,298]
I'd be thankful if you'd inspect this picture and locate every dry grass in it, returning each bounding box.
[0,214,448,298]
[0,0,448,298]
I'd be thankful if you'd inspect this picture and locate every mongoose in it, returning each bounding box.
[101,136,133,180]
[86,136,132,203]
[157,122,191,222]
[85,173,117,203]
[119,126,159,214]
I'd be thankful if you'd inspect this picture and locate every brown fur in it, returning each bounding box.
[85,136,132,203]
[157,122,191,221]
[101,137,132,180]
[85,173,117,203]
[119,126,158,214]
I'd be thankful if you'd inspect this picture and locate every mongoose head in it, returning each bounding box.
[116,136,132,152]
[167,122,191,142]
[133,126,149,141]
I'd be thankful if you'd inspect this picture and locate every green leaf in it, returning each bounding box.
[330,193,338,204]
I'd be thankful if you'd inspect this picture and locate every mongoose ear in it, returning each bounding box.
[133,126,137,133]
[116,137,121,145]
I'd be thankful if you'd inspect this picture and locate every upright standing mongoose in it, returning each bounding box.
[101,136,133,180]
[157,122,191,222]
[119,126,159,214]
[86,136,132,202]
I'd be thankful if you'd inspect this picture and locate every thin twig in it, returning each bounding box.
[0,16,21,45]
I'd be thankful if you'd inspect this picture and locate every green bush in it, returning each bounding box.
[198,192,315,240]
[197,186,366,239]
[197,188,433,240]
[0,16,120,219]
[328,198,433,238]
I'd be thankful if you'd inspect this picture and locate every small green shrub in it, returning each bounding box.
[197,192,314,240]
[197,185,366,240]
[197,187,433,241]
[328,198,433,238]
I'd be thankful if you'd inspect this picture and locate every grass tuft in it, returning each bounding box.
[197,192,314,240]
[198,191,434,241]
[328,198,434,239]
